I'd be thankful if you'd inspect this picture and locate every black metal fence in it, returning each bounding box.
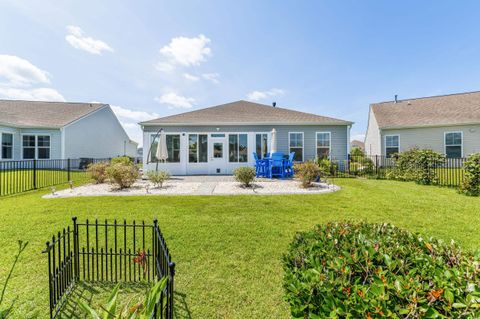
[43,218,175,319]
[0,157,142,197]
[328,155,466,188]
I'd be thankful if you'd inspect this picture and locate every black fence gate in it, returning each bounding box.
[43,217,175,319]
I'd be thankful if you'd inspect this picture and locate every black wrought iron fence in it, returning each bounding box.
[328,155,466,188]
[0,157,139,196]
[43,218,175,319]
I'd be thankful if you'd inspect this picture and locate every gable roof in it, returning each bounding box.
[0,100,107,128]
[141,100,352,126]
[371,91,480,129]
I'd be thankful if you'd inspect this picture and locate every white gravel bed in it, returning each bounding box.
[43,178,339,198]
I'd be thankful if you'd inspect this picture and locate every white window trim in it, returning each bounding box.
[384,134,400,157]
[444,131,463,158]
[254,132,270,159]
[20,133,52,160]
[288,132,304,162]
[188,133,208,163]
[228,133,249,163]
[150,133,182,163]
[0,132,14,160]
[315,131,331,160]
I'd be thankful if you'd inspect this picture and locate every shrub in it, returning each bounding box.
[233,167,256,187]
[147,170,170,188]
[111,156,133,166]
[317,158,337,177]
[349,158,374,176]
[294,161,321,187]
[106,163,139,189]
[350,147,365,159]
[283,222,480,319]
[460,152,480,196]
[387,148,445,185]
[86,162,109,184]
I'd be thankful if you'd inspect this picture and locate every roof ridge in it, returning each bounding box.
[372,90,480,105]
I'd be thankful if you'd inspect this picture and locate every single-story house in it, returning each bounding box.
[0,100,138,161]
[140,100,352,175]
[350,140,365,151]
[365,92,480,158]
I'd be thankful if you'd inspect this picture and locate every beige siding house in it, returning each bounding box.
[365,91,480,158]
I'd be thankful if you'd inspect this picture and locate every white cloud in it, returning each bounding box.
[0,87,65,101]
[183,73,199,81]
[246,88,285,101]
[109,105,159,146]
[111,105,159,122]
[65,25,114,55]
[156,34,211,72]
[201,73,220,84]
[154,92,195,109]
[0,55,50,86]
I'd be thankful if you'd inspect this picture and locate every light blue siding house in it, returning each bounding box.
[140,100,352,175]
[0,100,138,161]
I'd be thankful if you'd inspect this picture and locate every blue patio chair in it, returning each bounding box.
[284,152,295,177]
[270,152,286,178]
[253,152,267,177]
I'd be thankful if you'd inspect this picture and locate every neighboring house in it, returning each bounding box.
[140,100,352,175]
[350,140,365,151]
[0,100,138,161]
[365,91,480,158]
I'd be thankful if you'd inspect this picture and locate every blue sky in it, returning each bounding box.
[1,0,480,145]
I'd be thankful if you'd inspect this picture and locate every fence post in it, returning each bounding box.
[67,159,71,182]
[168,262,176,319]
[46,241,53,319]
[33,159,37,189]
[72,216,78,281]
[347,154,351,176]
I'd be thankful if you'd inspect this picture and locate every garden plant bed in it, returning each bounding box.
[42,177,339,198]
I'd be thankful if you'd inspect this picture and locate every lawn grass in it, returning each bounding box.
[0,169,88,196]
[0,178,479,318]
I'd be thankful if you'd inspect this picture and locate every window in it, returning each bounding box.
[1,133,13,159]
[210,133,225,138]
[445,132,462,158]
[213,143,223,158]
[316,132,331,159]
[228,134,248,162]
[385,135,399,158]
[289,132,303,162]
[150,134,181,163]
[22,135,36,159]
[255,133,268,159]
[189,134,208,163]
[37,135,50,159]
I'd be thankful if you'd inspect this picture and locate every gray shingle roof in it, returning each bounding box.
[0,100,107,128]
[371,91,480,129]
[141,100,352,126]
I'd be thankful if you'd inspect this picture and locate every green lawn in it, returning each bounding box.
[0,170,88,196]
[1,178,479,318]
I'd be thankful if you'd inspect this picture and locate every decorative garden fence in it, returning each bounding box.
[329,155,466,188]
[0,157,141,197]
[43,217,175,319]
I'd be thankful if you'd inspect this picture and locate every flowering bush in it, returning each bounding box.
[86,162,110,184]
[460,152,480,196]
[283,222,480,318]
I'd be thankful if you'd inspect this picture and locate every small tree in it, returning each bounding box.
[86,162,109,184]
[460,152,480,196]
[147,170,170,188]
[388,148,445,185]
[294,161,321,188]
[233,167,256,187]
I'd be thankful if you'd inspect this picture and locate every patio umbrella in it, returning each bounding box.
[270,128,277,154]
[155,129,168,171]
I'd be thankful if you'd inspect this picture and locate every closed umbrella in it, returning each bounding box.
[270,128,277,154]
[156,130,168,162]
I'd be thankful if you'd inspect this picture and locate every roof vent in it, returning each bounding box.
[394,95,398,103]
[272,102,276,107]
